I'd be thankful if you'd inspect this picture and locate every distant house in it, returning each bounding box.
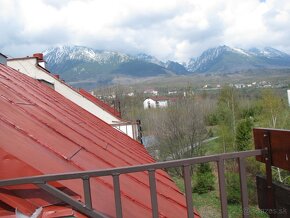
[234,84,246,89]
[144,96,176,109]
[168,90,177,95]
[7,53,140,140]
[287,90,290,106]
[127,92,134,96]
[144,89,158,96]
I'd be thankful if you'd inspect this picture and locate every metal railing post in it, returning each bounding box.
[148,169,159,218]
[263,131,276,218]
[183,165,194,218]
[82,176,93,210]
[113,174,123,218]
[37,183,106,218]
[238,158,249,218]
[217,160,228,218]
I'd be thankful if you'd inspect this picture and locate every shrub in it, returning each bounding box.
[206,113,219,126]
[226,172,241,204]
[193,163,215,194]
[236,118,253,151]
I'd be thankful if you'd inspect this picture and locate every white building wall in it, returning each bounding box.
[7,59,139,140]
[114,123,139,139]
[158,100,168,108]
[8,59,120,124]
[144,99,157,109]
[143,98,168,109]
[287,90,290,106]
[8,58,38,78]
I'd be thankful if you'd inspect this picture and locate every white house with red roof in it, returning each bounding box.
[143,96,177,109]
[7,54,140,140]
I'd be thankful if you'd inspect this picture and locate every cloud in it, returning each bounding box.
[0,0,290,62]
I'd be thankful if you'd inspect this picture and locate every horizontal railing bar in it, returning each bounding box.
[0,150,263,187]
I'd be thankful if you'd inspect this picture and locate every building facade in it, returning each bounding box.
[7,54,140,140]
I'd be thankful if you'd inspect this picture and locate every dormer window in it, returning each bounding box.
[0,53,8,65]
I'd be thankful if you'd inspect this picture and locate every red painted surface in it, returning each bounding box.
[0,64,200,218]
[33,53,44,61]
[79,88,121,118]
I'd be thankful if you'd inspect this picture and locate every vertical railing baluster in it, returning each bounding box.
[183,165,194,218]
[113,174,123,218]
[217,160,228,218]
[238,157,249,218]
[82,176,92,209]
[148,169,159,218]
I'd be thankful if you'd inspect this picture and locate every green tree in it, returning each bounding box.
[226,172,241,204]
[236,118,253,151]
[259,89,285,128]
[193,163,215,194]
[216,86,240,152]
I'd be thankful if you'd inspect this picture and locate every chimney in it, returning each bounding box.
[33,53,46,68]
[0,53,8,65]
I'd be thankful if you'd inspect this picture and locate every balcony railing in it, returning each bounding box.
[0,150,263,218]
[0,128,288,218]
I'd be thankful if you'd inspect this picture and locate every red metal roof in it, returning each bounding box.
[79,88,121,118]
[0,64,200,217]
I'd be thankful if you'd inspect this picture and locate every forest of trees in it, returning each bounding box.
[100,85,290,214]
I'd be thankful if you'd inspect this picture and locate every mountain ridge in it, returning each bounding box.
[43,45,290,88]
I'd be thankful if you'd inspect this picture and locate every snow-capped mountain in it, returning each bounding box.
[165,61,189,74]
[135,53,165,66]
[44,45,170,87]
[248,47,290,58]
[44,45,132,65]
[187,45,290,72]
[43,45,290,89]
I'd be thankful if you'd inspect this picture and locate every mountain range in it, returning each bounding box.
[44,45,290,88]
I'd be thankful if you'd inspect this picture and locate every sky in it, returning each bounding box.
[1,0,290,62]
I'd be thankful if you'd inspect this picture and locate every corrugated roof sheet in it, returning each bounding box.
[0,64,200,217]
[79,88,121,118]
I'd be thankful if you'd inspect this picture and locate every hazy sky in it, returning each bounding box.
[1,0,290,62]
